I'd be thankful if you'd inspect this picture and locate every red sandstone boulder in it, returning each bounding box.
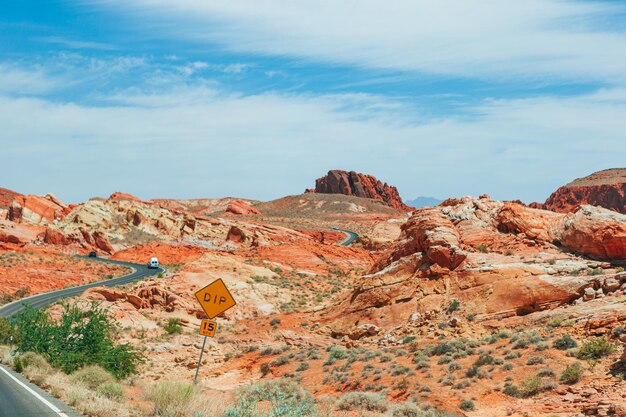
[92,231,113,253]
[226,226,246,243]
[559,205,626,260]
[43,228,68,245]
[307,170,412,211]
[543,168,626,214]
[372,207,467,275]
[0,231,22,244]
[225,200,260,215]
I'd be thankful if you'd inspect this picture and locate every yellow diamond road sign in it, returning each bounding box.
[194,278,236,319]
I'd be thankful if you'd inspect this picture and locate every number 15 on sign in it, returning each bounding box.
[199,320,217,337]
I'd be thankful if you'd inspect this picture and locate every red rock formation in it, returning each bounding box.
[307,170,411,211]
[0,187,21,210]
[559,205,626,259]
[108,192,143,202]
[225,200,260,215]
[92,231,113,253]
[43,228,69,245]
[372,207,467,276]
[84,287,144,309]
[8,194,67,224]
[0,231,22,244]
[226,226,246,243]
[543,168,626,214]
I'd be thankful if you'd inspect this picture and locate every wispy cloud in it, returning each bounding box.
[0,63,61,95]
[80,0,626,83]
[35,35,116,50]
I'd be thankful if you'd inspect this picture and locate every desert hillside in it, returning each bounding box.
[1,171,626,417]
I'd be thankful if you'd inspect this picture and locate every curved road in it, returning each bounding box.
[0,256,163,416]
[0,257,163,318]
[334,228,359,246]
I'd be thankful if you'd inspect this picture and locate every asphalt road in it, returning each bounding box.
[0,256,163,318]
[335,228,359,246]
[0,255,163,416]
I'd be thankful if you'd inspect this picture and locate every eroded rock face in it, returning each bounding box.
[324,196,626,338]
[8,194,68,224]
[372,207,467,276]
[225,200,260,215]
[560,205,626,260]
[543,168,626,214]
[0,187,21,210]
[307,170,411,211]
[226,226,246,243]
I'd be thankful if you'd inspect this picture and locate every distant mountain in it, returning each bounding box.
[405,196,442,208]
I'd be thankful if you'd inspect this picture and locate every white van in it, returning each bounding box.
[148,257,159,269]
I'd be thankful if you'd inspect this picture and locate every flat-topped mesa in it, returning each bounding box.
[542,168,626,214]
[306,170,412,211]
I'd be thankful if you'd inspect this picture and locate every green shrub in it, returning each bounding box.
[553,334,577,350]
[163,318,183,335]
[447,300,460,314]
[526,356,545,365]
[13,303,143,378]
[560,362,584,384]
[0,317,14,344]
[336,391,388,412]
[477,244,489,253]
[97,382,125,401]
[70,365,115,389]
[402,336,417,344]
[391,402,421,417]
[260,363,271,375]
[536,368,556,377]
[224,379,316,417]
[577,337,616,360]
[459,400,475,411]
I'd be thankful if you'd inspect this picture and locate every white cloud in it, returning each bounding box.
[0,64,61,95]
[81,0,626,83]
[1,79,625,203]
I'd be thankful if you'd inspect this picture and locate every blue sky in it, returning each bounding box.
[1,0,625,204]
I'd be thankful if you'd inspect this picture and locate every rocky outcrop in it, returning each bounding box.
[306,170,411,211]
[7,194,68,224]
[225,200,260,215]
[0,187,21,210]
[92,231,113,253]
[226,226,247,243]
[108,192,143,202]
[559,205,626,260]
[372,207,467,276]
[543,168,626,214]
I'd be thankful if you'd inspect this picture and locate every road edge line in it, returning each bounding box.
[0,365,69,416]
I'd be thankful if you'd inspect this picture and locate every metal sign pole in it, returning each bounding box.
[193,336,208,385]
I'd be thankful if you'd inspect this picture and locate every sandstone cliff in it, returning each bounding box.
[542,168,626,213]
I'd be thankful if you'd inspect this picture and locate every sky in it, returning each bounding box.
[1,0,625,204]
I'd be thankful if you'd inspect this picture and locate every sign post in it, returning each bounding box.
[192,279,236,384]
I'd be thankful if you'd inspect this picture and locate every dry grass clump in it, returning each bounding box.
[15,352,52,386]
[70,365,115,389]
[146,380,201,417]
[336,391,389,412]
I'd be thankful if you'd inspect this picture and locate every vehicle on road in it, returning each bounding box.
[148,257,159,269]
[88,251,97,257]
